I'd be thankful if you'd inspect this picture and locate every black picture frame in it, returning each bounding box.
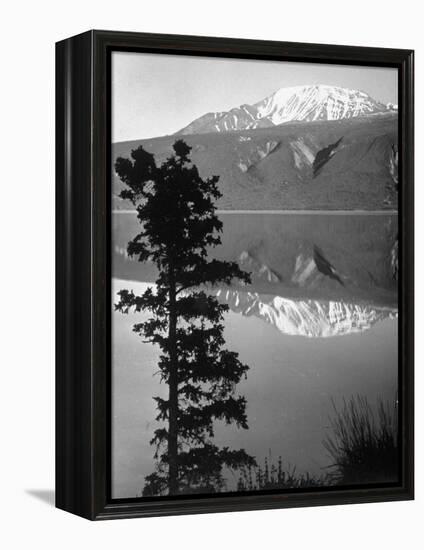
[56,29,414,520]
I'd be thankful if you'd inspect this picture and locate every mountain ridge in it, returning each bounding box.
[177,85,397,135]
[113,114,398,211]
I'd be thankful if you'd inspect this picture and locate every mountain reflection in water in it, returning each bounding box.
[111,212,398,498]
[112,211,398,337]
[216,288,397,338]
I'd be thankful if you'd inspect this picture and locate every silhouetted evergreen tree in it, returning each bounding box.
[115,140,255,495]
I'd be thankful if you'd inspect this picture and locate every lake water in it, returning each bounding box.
[111,212,398,498]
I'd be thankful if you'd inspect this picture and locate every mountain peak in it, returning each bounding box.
[177,85,396,135]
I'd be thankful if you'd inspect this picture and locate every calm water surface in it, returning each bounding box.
[111,212,398,498]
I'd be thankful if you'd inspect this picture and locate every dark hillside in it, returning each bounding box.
[112,114,398,211]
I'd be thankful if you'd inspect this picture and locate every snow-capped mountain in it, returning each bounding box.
[216,249,396,337]
[216,288,397,338]
[177,85,397,135]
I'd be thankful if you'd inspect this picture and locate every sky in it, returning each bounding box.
[112,51,398,143]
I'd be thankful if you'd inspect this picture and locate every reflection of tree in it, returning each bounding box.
[115,140,255,496]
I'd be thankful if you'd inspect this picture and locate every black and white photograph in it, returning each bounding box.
[110,52,400,499]
[1,0,420,541]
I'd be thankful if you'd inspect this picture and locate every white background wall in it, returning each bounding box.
[0,0,421,547]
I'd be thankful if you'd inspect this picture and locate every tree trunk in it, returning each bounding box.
[167,268,179,494]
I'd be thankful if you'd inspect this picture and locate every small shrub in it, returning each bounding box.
[237,456,324,491]
[323,395,398,485]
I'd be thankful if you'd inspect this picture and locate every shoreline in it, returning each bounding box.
[112,209,398,215]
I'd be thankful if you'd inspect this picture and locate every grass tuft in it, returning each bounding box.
[323,395,398,485]
[237,456,323,491]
